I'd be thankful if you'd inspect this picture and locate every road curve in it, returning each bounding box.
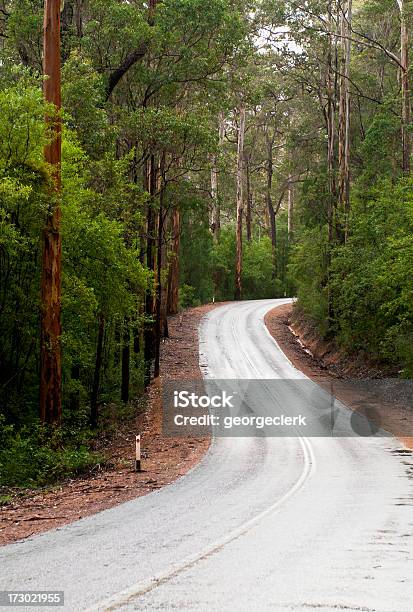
[1,299,412,611]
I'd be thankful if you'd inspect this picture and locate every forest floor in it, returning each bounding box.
[265,303,413,451]
[0,304,218,546]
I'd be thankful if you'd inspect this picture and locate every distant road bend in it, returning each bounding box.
[1,299,412,611]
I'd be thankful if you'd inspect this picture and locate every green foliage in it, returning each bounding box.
[124,108,214,155]
[210,228,284,301]
[0,80,52,167]
[180,201,214,304]
[83,0,151,70]
[179,284,200,309]
[0,80,148,429]
[243,236,284,299]
[62,54,112,158]
[0,417,103,488]
[211,229,236,300]
[0,82,51,420]
[153,0,248,89]
[3,1,43,70]
[291,178,413,374]
[288,226,329,334]
[359,111,400,184]
[0,0,263,493]
[281,0,413,377]
[330,179,413,374]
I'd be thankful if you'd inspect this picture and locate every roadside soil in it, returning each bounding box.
[265,303,413,451]
[0,303,218,546]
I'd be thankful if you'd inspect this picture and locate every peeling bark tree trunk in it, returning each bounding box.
[144,155,157,387]
[245,152,252,242]
[40,0,62,426]
[211,112,225,240]
[161,273,169,338]
[210,153,218,234]
[160,207,169,338]
[61,1,83,59]
[287,181,293,239]
[338,0,352,238]
[148,0,157,23]
[327,7,336,248]
[61,2,74,37]
[265,131,277,280]
[90,314,105,428]
[234,107,246,301]
[154,153,166,379]
[326,0,337,326]
[75,1,83,37]
[399,0,411,174]
[167,207,181,315]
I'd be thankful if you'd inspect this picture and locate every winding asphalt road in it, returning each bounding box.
[1,299,412,611]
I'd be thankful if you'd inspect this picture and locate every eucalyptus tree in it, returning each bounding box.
[41,0,63,426]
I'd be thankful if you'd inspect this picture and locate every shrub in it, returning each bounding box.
[0,418,103,488]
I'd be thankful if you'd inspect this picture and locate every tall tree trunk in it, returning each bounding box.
[210,112,225,240]
[167,207,181,315]
[338,0,352,238]
[265,132,277,280]
[148,0,157,24]
[326,0,338,326]
[90,314,105,428]
[399,0,411,174]
[144,154,157,386]
[327,3,336,240]
[160,210,169,338]
[234,107,246,301]
[121,321,130,403]
[287,181,294,240]
[161,275,169,338]
[210,153,218,234]
[40,0,62,426]
[245,152,252,242]
[75,1,83,37]
[154,153,166,378]
[61,2,74,35]
[133,323,141,354]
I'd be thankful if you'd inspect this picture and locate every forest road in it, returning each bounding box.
[1,299,412,611]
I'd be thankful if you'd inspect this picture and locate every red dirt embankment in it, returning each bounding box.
[265,303,413,451]
[0,303,217,546]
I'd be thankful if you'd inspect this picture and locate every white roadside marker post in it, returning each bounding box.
[135,434,142,472]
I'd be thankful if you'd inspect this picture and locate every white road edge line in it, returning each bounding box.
[84,436,315,612]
